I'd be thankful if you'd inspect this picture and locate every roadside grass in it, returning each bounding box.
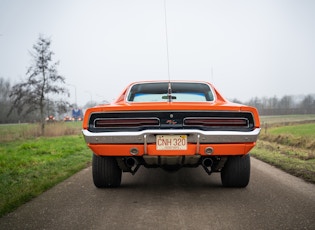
[0,122,82,142]
[251,121,315,184]
[259,123,315,150]
[0,134,91,217]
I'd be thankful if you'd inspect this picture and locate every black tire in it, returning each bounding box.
[92,154,122,188]
[221,154,250,188]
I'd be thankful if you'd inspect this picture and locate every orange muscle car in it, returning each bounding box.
[82,81,260,188]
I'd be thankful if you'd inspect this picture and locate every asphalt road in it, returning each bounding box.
[1,157,315,230]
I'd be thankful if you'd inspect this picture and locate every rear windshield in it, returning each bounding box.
[127,82,214,102]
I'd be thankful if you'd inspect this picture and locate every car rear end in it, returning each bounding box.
[82,81,260,188]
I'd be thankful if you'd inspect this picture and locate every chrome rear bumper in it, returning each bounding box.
[82,128,261,144]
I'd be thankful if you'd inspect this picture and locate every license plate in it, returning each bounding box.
[156,135,187,150]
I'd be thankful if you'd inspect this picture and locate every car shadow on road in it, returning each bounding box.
[118,167,226,190]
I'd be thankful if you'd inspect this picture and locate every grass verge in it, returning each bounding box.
[0,122,82,142]
[0,135,91,217]
[251,141,315,183]
[251,122,315,184]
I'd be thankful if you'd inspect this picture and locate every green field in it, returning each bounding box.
[260,114,315,125]
[265,123,315,137]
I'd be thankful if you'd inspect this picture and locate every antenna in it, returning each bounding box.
[163,0,171,82]
[167,82,172,102]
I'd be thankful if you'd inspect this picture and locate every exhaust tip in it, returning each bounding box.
[201,157,213,175]
[124,157,141,175]
[202,158,213,167]
[125,157,137,167]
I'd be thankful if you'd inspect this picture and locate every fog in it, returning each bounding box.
[1,0,314,106]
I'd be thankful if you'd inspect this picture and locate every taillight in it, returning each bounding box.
[184,117,249,127]
[94,118,160,128]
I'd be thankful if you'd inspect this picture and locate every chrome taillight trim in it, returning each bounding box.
[184,117,249,128]
[94,117,160,128]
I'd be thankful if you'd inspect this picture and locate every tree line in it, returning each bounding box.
[0,77,69,123]
[2,70,314,124]
[242,95,315,115]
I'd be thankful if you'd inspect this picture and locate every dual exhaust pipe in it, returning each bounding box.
[125,156,213,175]
[201,157,213,175]
[125,157,140,175]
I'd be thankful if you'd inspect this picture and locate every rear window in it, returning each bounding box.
[127,82,214,102]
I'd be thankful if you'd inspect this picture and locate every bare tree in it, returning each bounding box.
[0,77,14,123]
[9,35,69,135]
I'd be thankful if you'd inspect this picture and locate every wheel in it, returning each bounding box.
[220,154,250,188]
[92,154,122,188]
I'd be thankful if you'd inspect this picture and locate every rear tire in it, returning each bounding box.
[221,154,250,188]
[92,154,122,188]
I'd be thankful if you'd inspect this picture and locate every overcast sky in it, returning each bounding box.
[1,0,315,106]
